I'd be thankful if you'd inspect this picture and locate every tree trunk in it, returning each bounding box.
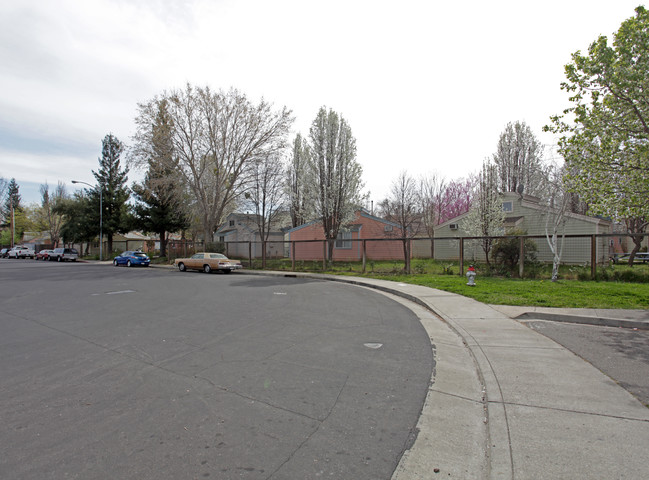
[159,230,167,257]
[628,235,643,266]
[402,238,411,274]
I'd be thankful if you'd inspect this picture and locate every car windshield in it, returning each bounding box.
[134,252,147,257]
[208,253,227,259]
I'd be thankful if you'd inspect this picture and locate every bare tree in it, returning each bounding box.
[246,152,287,267]
[418,173,446,257]
[382,171,420,273]
[306,107,365,260]
[132,84,293,244]
[39,182,68,247]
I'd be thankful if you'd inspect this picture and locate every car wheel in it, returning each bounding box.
[113,259,119,266]
[57,256,62,262]
[204,264,212,273]
[127,260,132,267]
[178,262,186,272]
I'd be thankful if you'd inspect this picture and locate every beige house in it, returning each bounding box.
[432,192,612,265]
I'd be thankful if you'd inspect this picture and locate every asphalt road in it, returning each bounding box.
[522,319,649,406]
[0,260,433,479]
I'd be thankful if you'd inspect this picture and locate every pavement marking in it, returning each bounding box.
[105,290,136,295]
[364,343,383,349]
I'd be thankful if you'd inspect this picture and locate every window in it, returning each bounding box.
[229,220,235,226]
[384,225,393,232]
[502,201,513,212]
[335,230,352,249]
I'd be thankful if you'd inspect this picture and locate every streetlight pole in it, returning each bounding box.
[72,180,103,261]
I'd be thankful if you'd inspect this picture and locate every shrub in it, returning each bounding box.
[491,230,538,276]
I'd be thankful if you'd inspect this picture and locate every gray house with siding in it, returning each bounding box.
[432,192,612,265]
[215,213,286,259]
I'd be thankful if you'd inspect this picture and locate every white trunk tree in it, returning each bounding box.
[541,164,570,281]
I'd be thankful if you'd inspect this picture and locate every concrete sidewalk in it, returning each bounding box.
[239,271,649,479]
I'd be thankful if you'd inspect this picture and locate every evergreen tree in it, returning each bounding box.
[4,178,22,216]
[131,100,188,257]
[92,134,131,255]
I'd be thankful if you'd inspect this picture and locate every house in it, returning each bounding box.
[287,210,406,261]
[215,213,286,259]
[433,192,612,264]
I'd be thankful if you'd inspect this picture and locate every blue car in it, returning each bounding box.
[113,251,150,267]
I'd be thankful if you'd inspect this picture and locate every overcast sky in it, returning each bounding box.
[0,0,644,206]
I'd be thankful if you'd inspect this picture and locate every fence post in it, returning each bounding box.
[459,237,464,276]
[591,235,597,279]
[362,240,367,274]
[291,241,296,271]
[519,236,525,278]
[248,242,252,269]
[322,240,327,272]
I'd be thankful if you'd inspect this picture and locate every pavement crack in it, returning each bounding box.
[493,400,649,423]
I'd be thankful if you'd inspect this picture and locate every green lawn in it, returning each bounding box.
[361,274,649,309]
[246,258,649,309]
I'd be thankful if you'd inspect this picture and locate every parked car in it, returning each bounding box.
[8,246,34,259]
[49,247,79,262]
[113,251,150,267]
[35,249,55,260]
[174,252,243,274]
[0,248,9,258]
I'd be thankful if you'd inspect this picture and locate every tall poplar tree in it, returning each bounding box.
[306,107,365,260]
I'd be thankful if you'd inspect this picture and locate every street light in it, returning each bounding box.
[72,180,103,261]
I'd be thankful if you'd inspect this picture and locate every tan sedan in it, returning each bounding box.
[174,252,243,274]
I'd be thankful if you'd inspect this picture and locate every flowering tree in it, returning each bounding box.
[546,6,649,263]
[462,162,504,266]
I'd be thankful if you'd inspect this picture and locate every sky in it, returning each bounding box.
[0,0,645,207]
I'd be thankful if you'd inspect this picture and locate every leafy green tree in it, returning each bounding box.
[306,107,365,260]
[92,134,132,254]
[56,193,96,248]
[546,6,649,263]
